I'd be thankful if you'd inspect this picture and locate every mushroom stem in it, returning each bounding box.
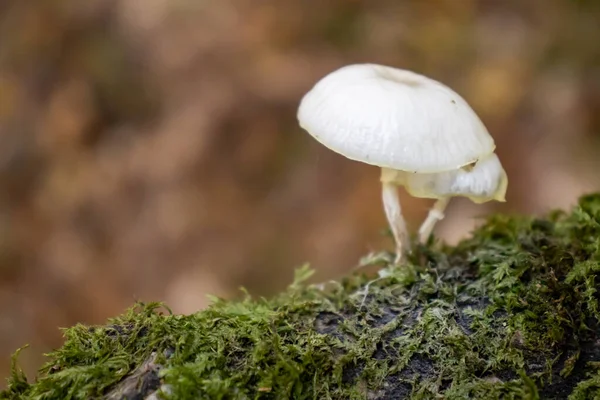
[381,182,410,263]
[418,197,450,242]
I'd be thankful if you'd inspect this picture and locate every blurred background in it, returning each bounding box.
[1,0,600,384]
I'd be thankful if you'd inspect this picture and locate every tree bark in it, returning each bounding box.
[3,194,600,400]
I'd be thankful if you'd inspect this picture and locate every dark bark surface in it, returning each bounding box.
[3,194,600,399]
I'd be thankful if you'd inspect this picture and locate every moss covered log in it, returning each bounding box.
[4,194,600,399]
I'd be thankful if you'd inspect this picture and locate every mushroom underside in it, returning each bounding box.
[380,152,508,261]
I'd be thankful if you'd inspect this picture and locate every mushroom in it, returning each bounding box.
[381,152,507,243]
[297,63,507,263]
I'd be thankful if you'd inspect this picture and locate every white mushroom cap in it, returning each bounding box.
[298,64,495,173]
[381,153,507,203]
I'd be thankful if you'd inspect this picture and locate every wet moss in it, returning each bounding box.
[3,194,600,399]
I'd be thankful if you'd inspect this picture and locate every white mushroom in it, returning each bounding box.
[381,152,507,242]
[297,63,508,263]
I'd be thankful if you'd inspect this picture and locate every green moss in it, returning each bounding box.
[3,194,600,399]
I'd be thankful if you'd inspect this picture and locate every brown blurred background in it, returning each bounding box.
[1,0,599,384]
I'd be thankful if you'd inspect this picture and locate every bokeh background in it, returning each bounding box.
[1,0,600,384]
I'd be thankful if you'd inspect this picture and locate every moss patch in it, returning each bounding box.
[3,194,600,399]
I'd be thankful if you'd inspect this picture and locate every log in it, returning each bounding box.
[3,194,600,400]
